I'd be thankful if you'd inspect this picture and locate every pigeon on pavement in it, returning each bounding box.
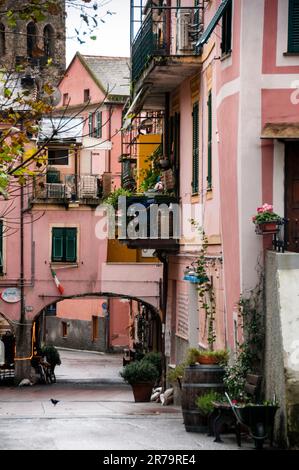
[50,399,60,406]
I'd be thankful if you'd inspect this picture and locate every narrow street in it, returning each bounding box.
[0,349,246,450]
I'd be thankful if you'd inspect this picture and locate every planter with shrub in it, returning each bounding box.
[120,360,160,402]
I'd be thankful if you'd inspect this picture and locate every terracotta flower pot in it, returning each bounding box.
[260,222,278,232]
[198,356,220,365]
[130,382,155,402]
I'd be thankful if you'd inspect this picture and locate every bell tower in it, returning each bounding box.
[0,0,66,84]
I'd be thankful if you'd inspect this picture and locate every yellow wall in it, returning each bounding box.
[136,134,162,188]
[107,239,159,264]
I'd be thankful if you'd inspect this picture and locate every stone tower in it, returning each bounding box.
[0,0,66,84]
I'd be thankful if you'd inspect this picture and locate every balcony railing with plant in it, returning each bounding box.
[33,174,102,202]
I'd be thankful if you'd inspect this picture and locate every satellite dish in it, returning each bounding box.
[49,87,62,106]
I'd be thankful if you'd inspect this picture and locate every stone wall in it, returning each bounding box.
[0,0,66,83]
[265,251,299,448]
[45,316,107,352]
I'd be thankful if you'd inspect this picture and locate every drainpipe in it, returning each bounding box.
[108,105,112,174]
[157,250,169,390]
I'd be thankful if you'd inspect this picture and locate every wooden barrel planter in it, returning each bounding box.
[181,365,225,433]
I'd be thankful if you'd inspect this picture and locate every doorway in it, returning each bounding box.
[285,142,299,252]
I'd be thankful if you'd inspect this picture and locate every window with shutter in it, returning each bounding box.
[88,113,94,137]
[221,0,232,56]
[0,220,3,274]
[288,0,299,52]
[96,111,102,138]
[65,228,77,263]
[52,227,77,263]
[207,91,212,190]
[192,102,199,194]
[52,228,64,262]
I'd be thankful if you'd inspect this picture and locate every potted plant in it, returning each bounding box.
[197,349,229,365]
[252,203,283,234]
[120,360,159,402]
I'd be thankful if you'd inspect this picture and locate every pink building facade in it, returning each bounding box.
[126,0,299,445]
[0,53,163,379]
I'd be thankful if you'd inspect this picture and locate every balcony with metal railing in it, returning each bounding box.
[116,194,180,252]
[32,174,102,206]
[131,3,202,110]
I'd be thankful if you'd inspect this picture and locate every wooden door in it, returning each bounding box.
[285,143,299,252]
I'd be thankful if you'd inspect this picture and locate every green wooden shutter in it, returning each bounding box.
[0,220,3,274]
[65,228,77,263]
[192,102,199,194]
[207,91,212,190]
[52,228,64,262]
[288,0,299,52]
[221,0,232,55]
[96,111,102,138]
[88,113,93,137]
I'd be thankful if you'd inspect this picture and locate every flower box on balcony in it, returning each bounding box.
[255,222,281,235]
[252,203,283,235]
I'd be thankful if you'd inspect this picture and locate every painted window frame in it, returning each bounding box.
[48,148,69,167]
[51,227,78,263]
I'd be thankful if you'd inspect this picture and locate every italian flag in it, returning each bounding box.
[51,269,64,295]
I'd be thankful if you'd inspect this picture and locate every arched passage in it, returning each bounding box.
[30,292,162,384]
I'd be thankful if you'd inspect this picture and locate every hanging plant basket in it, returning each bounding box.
[183,274,209,284]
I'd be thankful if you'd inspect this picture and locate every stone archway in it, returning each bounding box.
[13,292,162,383]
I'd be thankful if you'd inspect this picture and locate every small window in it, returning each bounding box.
[221,0,232,56]
[0,220,3,275]
[44,24,55,58]
[52,227,77,263]
[84,89,90,102]
[48,149,69,166]
[92,316,99,341]
[0,23,5,57]
[62,321,68,338]
[63,93,69,106]
[288,0,299,53]
[27,22,37,57]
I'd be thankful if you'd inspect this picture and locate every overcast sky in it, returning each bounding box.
[66,0,131,65]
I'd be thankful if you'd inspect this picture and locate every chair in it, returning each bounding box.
[211,374,262,445]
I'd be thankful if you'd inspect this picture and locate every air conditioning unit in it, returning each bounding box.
[177,9,193,52]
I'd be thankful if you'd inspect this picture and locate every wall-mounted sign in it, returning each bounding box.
[1,288,21,303]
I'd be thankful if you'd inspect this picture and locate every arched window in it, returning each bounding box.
[0,23,5,57]
[44,24,55,58]
[27,22,37,57]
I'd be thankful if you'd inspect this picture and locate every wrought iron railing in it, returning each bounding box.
[132,15,166,83]
[33,175,101,202]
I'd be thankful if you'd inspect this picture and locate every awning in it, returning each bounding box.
[122,86,150,130]
[261,123,299,139]
[38,117,84,143]
[196,0,230,48]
